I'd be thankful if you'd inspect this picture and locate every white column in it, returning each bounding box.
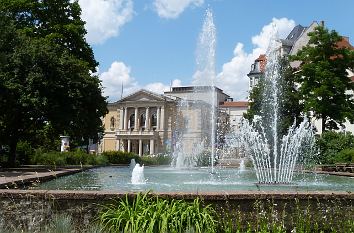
[116,139,120,151]
[124,107,128,130]
[119,108,124,130]
[122,140,126,152]
[149,139,154,155]
[139,139,143,156]
[157,107,161,130]
[134,107,138,130]
[127,139,131,152]
[145,107,149,130]
[160,106,165,130]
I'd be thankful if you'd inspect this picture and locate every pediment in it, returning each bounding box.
[118,89,166,102]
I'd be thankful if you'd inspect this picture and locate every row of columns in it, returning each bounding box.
[119,106,165,131]
[116,139,155,155]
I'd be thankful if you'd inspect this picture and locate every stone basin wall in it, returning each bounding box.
[0,189,353,231]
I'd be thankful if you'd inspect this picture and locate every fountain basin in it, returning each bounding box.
[32,166,354,192]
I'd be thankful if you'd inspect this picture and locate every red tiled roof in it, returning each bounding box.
[336,37,354,50]
[220,101,249,107]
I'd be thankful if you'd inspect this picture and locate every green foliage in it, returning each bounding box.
[102,151,173,165]
[333,148,354,163]
[138,154,172,166]
[101,151,139,164]
[99,192,217,233]
[290,25,354,132]
[30,150,108,166]
[316,131,354,164]
[0,0,107,166]
[195,150,212,166]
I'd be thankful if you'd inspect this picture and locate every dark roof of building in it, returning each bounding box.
[286,24,307,42]
[280,25,307,48]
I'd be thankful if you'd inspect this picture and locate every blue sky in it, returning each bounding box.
[78,0,354,101]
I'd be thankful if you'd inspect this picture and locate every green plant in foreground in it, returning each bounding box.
[99,192,217,233]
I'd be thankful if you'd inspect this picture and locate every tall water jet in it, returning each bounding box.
[235,36,316,184]
[194,8,217,173]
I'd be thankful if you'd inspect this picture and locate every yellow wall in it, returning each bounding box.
[103,139,116,151]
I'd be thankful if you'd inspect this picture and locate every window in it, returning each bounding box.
[140,113,146,127]
[151,113,157,128]
[129,114,135,129]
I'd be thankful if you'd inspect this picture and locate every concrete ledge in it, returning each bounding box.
[0,189,353,200]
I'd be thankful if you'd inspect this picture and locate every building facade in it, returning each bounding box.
[247,21,354,134]
[100,89,176,155]
[100,86,231,155]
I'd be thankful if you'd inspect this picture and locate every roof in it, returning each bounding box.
[351,76,354,82]
[110,89,175,105]
[286,24,307,42]
[220,101,249,108]
[164,86,230,98]
[336,37,354,50]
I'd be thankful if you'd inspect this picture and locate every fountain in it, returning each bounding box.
[129,158,136,169]
[32,9,353,194]
[131,164,146,184]
[234,38,316,184]
[239,159,245,172]
[172,8,217,172]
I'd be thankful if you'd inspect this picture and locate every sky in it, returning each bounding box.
[77,0,354,102]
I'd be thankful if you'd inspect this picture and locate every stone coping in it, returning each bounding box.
[0,189,352,201]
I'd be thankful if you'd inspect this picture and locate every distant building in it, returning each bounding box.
[99,87,232,155]
[219,100,249,130]
[247,21,354,134]
[247,54,266,90]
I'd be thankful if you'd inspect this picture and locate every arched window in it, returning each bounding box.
[140,113,146,127]
[129,114,135,129]
[110,117,115,129]
[151,113,157,128]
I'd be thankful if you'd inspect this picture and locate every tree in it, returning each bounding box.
[290,25,354,132]
[0,0,107,166]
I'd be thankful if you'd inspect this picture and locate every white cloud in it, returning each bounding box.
[78,0,134,44]
[145,79,182,93]
[100,61,139,101]
[100,61,182,102]
[154,0,204,19]
[215,18,296,100]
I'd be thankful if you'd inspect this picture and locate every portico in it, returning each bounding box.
[101,89,176,155]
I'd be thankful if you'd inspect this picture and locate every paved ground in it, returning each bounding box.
[0,167,89,188]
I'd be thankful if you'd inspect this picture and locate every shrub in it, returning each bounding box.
[138,154,172,165]
[316,131,354,164]
[332,148,354,164]
[100,192,217,233]
[101,151,139,164]
[30,150,108,166]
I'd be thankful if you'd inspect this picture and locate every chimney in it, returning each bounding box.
[320,20,325,27]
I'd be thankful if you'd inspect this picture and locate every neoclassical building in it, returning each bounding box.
[99,87,231,155]
[100,90,176,155]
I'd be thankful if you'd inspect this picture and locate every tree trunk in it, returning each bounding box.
[7,138,18,167]
[321,116,326,133]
